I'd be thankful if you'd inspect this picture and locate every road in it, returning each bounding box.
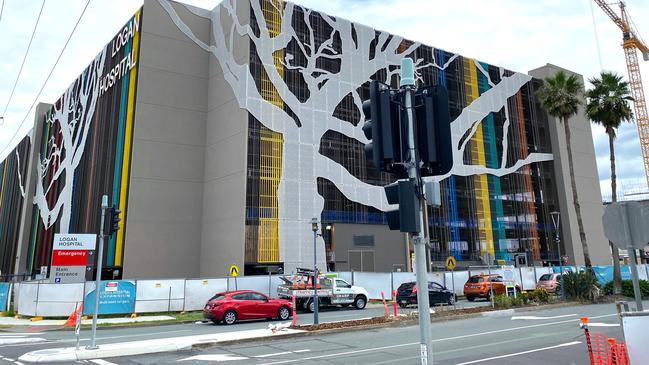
[0,300,638,365]
[0,300,486,364]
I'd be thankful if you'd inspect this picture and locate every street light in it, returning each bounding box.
[550,211,565,300]
[311,217,320,325]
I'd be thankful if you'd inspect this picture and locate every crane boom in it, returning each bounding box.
[594,0,649,189]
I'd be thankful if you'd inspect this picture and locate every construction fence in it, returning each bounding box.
[4,265,649,317]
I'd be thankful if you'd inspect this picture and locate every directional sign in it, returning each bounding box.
[50,234,96,284]
[603,202,649,249]
[229,264,240,277]
[445,256,457,271]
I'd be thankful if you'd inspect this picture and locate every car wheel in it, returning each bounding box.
[486,291,492,301]
[278,306,291,320]
[354,295,367,310]
[223,310,237,325]
[448,294,456,305]
[398,302,409,308]
[467,296,475,302]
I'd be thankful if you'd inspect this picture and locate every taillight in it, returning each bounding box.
[412,286,417,294]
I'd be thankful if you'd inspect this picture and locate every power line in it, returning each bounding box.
[0,0,5,25]
[589,0,604,71]
[0,0,91,158]
[1,0,46,123]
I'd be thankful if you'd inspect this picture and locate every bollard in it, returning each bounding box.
[291,295,297,327]
[381,291,388,318]
[580,317,596,365]
[392,290,398,317]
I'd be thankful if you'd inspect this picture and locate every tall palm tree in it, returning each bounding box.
[537,71,592,269]
[586,71,634,294]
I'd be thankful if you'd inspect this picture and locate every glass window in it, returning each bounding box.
[231,293,248,300]
[539,274,552,281]
[468,276,483,283]
[209,294,226,301]
[336,279,351,288]
[249,293,268,301]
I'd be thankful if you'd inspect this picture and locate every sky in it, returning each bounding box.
[1,0,648,200]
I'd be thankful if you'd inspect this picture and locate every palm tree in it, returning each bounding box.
[537,71,592,269]
[586,71,634,294]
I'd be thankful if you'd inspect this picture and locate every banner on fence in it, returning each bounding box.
[83,281,135,315]
[0,283,9,311]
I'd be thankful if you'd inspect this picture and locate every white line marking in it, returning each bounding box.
[178,354,248,362]
[0,333,44,336]
[90,360,119,365]
[15,362,25,365]
[259,313,617,365]
[0,338,47,345]
[454,341,581,365]
[587,322,620,327]
[255,349,310,358]
[58,329,194,343]
[511,314,577,320]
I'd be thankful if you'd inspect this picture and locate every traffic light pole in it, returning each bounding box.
[401,59,433,365]
[87,194,108,350]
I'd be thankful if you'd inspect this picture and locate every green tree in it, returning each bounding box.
[537,71,592,268]
[586,71,634,294]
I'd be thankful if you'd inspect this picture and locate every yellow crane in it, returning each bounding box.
[594,0,649,188]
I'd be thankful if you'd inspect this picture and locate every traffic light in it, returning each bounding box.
[108,205,121,237]
[362,80,402,173]
[415,85,453,177]
[384,179,420,233]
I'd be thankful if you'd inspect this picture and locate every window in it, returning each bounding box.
[336,279,351,288]
[231,293,248,300]
[468,276,483,283]
[539,274,552,281]
[428,282,444,290]
[210,294,225,301]
[249,293,268,301]
[353,235,375,246]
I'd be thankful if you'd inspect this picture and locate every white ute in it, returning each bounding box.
[277,269,369,312]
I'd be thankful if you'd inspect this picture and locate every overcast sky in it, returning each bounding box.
[1,0,648,199]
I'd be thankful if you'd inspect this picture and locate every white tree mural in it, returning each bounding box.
[160,0,553,269]
[33,51,106,233]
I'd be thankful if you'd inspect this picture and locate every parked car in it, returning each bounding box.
[203,290,292,325]
[463,274,520,301]
[396,281,456,308]
[536,273,561,293]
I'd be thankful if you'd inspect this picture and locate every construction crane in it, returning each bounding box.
[594,0,649,188]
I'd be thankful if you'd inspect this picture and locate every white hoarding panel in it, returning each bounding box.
[520,267,538,290]
[353,272,391,300]
[134,279,185,313]
[16,282,38,316]
[184,279,228,311]
[445,271,469,295]
[34,283,84,317]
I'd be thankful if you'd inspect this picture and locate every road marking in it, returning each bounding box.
[0,333,44,336]
[259,313,617,365]
[254,349,310,358]
[89,360,119,365]
[511,314,577,320]
[0,338,47,345]
[178,354,248,362]
[58,329,195,343]
[587,322,620,327]
[454,341,581,364]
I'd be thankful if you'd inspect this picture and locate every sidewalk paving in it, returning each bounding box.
[0,315,175,327]
[18,326,304,363]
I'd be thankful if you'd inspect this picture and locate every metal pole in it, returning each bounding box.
[313,227,319,324]
[402,58,433,365]
[556,231,565,300]
[487,253,494,308]
[621,203,644,312]
[88,194,108,350]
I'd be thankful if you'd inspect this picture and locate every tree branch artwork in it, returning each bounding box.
[33,51,106,233]
[160,0,552,268]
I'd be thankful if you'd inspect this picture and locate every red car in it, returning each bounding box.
[203,290,292,325]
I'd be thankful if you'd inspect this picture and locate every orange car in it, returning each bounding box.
[463,274,520,301]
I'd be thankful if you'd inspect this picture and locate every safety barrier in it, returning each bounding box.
[581,317,629,365]
[9,264,649,317]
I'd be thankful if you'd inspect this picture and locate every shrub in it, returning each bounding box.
[511,296,525,307]
[603,280,649,298]
[493,294,512,309]
[529,288,550,303]
[560,272,599,302]
[517,292,529,305]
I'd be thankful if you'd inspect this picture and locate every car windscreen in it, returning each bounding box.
[467,277,483,283]
[539,274,552,281]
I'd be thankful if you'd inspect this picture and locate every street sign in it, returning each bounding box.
[50,234,96,284]
[229,264,240,277]
[445,256,457,271]
[603,201,649,249]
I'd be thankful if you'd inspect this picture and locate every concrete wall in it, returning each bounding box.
[332,223,408,272]
[529,64,609,266]
[200,2,250,277]
[123,0,210,278]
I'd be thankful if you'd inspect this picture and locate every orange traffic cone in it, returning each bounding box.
[292,275,297,289]
[64,304,83,328]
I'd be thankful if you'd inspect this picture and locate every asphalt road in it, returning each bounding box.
[0,300,487,364]
[115,301,631,365]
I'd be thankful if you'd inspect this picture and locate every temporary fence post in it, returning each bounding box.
[580,317,596,365]
[351,270,354,285]
[75,302,81,350]
[291,295,296,327]
[182,280,187,312]
[268,271,272,297]
[35,281,40,317]
[392,290,398,317]
[381,291,388,318]
[167,287,172,313]
[391,272,394,296]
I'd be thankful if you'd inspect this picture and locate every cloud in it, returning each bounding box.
[0,0,648,194]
